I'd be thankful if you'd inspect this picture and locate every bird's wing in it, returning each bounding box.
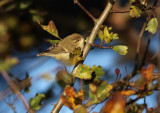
[37,44,68,56]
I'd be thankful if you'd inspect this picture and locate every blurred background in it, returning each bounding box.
[0,0,160,113]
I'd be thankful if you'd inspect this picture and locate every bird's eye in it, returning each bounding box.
[73,40,79,43]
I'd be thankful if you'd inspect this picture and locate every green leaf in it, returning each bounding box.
[98,30,104,41]
[45,39,60,45]
[69,47,82,66]
[108,27,112,30]
[130,5,142,18]
[29,93,45,110]
[0,58,18,72]
[145,17,158,34]
[111,33,119,40]
[103,27,119,44]
[74,64,93,80]
[104,27,111,44]
[19,1,31,9]
[112,45,128,55]
[38,20,61,39]
[97,81,113,102]
[88,80,113,106]
[85,36,89,43]
[74,105,88,113]
[91,65,105,79]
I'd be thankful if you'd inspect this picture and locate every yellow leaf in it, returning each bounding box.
[112,45,128,55]
[145,17,158,34]
[98,30,104,41]
[130,6,142,18]
[104,27,111,44]
[38,20,61,39]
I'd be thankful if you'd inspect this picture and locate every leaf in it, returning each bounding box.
[69,47,82,66]
[56,70,72,85]
[112,45,128,55]
[0,58,18,72]
[74,64,93,80]
[129,0,135,3]
[120,90,136,96]
[85,36,89,43]
[135,64,155,90]
[74,105,88,113]
[103,27,119,44]
[111,33,119,40]
[139,0,147,5]
[29,93,45,110]
[141,64,154,83]
[19,1,31,9]
[61,86,84,110]
[97,81,113,102]
[91,65,105,79]
[104,27,111,44]
[45,39,60,45]
[38,20,61,39]
[127,103,146,113]
[88,80,113,106]
[145,17,158,34]
[130,5,142,18]
[30,10,43,23]
[98,30,104,41]
[101,93,126,113]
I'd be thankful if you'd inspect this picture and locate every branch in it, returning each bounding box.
[1,70,34,113]
[111,5,160,13]
[0,77,31,101]
[74,0,97,23]
[140,33,152,68]
[51,0,116,112]
[133,20,148,76]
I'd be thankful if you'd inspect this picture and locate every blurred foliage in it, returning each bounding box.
[0,57,18,72]
[29,93,45,110]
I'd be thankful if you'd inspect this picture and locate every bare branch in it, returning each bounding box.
[74,0,97,23]
[1,70,34,113]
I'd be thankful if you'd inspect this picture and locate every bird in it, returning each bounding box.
[37,33,84,64]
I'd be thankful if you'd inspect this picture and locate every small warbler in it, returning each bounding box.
[37,33,84,64]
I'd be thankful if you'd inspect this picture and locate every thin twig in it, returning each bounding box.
[74,0,97,23]
[150,51,160,61]
[140,33,152,68]
[51,0,116,112]
[1,70,34,113]
[111,10,130,13]
[92,43,112,49]
[111,5,160,13]
[133,21,147,76]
